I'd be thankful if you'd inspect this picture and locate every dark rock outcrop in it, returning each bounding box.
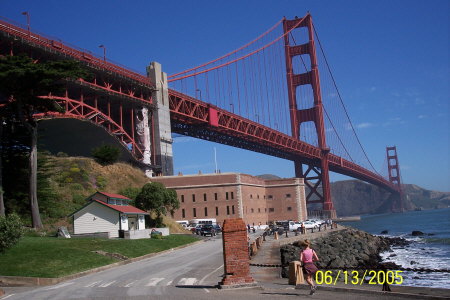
[412,231,425,236]
[280,228,407,277]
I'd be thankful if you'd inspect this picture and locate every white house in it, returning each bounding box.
[71,191,149,238]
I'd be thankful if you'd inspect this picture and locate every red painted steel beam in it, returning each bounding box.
[0,18,154,88]
[168,89,399,194]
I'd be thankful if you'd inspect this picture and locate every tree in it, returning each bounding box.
[91,144,121,165]
[135,182,179,226]
[0,213,24,253]
[0,54,89,228]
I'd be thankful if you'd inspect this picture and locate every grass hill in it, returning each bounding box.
[38,155,187,233]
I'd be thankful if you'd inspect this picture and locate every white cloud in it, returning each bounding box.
[370,87,376,92]
[418,114,427,119]
[355,122,374,129]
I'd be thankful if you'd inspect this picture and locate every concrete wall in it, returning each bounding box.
[74,202,120,238]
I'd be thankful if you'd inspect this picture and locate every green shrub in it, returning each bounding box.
[96,176,107,189]
[0,214,24,253]
[69,183,84,191]
[91,145,121,165]
[56,152,68,157]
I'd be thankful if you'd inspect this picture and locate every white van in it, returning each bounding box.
[176,220,189,228]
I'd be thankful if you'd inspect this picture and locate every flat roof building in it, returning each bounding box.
[151,173,307,226]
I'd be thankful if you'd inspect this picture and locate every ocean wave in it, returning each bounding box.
[424,237,450,245]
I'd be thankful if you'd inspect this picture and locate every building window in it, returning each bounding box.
[264,195,266,199]
[193,208,197,217]
[216,207,219,216]
[287,207,292,211]
[214,193,218,200]
[204,207,208,216]
[227,206,230,215]
[231,192,234,199]
[182,209,185,218]
[226,192,229,200]
[250,194,253,199]
[265,208,267,212]
[251,208,254,213]
[268,195,273,199]
[192,194,196,202]
[181,195,184,203]
[286,194,291,198]
[232,205,235,214]
[108,199,116,205]
[204,193,207,201]
[258,208,261,213]
[269,208,274,212]
[257,195,260,199]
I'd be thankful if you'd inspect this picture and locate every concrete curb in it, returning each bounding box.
[0,239,204,287]
[294,284,450,299]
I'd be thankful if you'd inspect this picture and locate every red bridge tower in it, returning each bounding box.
[386,146,403,212]
[283,14,336,219]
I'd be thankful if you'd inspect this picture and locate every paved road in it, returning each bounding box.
[1,232,439,300]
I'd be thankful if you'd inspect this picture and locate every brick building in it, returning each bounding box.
[151,173,307,226]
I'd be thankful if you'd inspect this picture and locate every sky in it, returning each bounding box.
[1,0,449,192]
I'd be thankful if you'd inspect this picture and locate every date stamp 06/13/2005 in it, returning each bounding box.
[315,270,404,285]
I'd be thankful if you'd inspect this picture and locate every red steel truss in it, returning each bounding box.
[34,95,145,160]
[386,146,404,211]
[168,89,398,193]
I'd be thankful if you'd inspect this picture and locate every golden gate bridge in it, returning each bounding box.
[0,13,403,218]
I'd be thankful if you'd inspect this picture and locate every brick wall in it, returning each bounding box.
[221,218,254,285]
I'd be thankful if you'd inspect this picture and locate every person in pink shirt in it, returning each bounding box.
[300,239,319,294]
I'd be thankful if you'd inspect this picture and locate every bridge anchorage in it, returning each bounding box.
[0,13,402,217]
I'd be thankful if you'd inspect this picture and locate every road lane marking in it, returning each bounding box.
[203,288,210,293]
[166,280,173,286]
[85,281,101,287]
[178,278,197,285]
[124,280,138,287]
[145,278,165,286]
[98,281,116,287]
[1,294,14,299]
[199,264,224,284]
[44,282,74,290]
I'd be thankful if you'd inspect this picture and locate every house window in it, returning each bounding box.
[287,207,292,211]
[251,208,254,213]
[269,208,274,212]
[216,207,219,216]
[257,195,259,199]
[204,193,207,201]
[193,208,197,217]
[250,194,253,199]
[226,192,229,200]
[214,193,218,200]
[265,208,267,212]
[232,205,235,214]
[108,199,116,205]
[286,194,291,198]
[204,207,208,216]
[181,195,185,203]
[192,194,196,202]
[182,209,185,218]
[231,192,234,199]
[268,195,273,199]
[227,206,230,215]
[258,208,261,213]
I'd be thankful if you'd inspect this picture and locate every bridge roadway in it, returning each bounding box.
[0,17,398,194]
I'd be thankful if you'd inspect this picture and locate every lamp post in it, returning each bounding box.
[99,45,106,61]
[21,12,30,34]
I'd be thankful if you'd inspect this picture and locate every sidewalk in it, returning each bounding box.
[248,226,450,299]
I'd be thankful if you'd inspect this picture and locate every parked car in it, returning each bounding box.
[193,225,203,235]
[302,221,318,229]
[213,224,222,233]
[200,224,216,236]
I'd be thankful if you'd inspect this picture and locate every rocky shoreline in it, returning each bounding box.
[280,227,409,277]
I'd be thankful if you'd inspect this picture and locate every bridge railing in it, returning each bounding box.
[0,16,153,88]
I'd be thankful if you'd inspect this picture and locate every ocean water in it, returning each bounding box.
[342,207,450,289]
